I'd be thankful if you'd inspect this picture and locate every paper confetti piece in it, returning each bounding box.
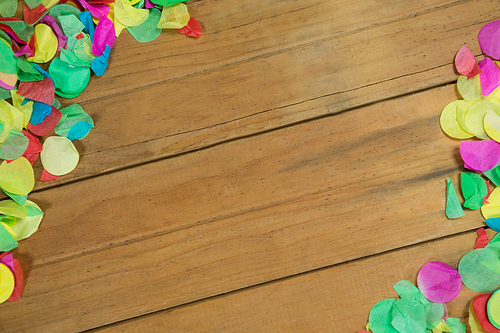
[157,3,190,29]
[472,294,500,332]
[114,0,149,27]
[368,299,399,333]
[40,136,79,176]
[177,17,202,37]
[461,172,488,210]
[455,45,482,78]
[26,23,58,63]
[459,248,500,292]
[0,223,18,252]
[417,261,462,303]
[55,103,94,140]
[461,140,500,172]
[127,8,162,43]
[445,178,464,219]
[486,218,500,232]
[479,20,500,60]
[488,289,500,329]
[440,100,473,139]
[10,200,44,241]
[482,187,500,219]
[40,168,59,181]
[92,16,115,57]
[0,158,34,196]
[465,99,500,139]
[457,75,483,102]
[6,258,22,302]
[48,57,91,98]
[475,228,490,249]
[0,263,15,304]
[479,58,500,96]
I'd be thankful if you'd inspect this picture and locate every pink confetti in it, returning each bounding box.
[455,45,482,78]
[92,17,115,57]
[479,57,500,96]
[479,20,500,60]
[417,261,462,303]
[460,140,500,172]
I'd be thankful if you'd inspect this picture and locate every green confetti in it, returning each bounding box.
[0,129,29,160]
[461,172,487,210]
[458,248,500,292]
[369,299,399,333]
[127,8,162,43]
[49,57,91,99]
[0,0,18,17]
[150,0,188,7]
[0,223,18,251]
[446,178,464,219]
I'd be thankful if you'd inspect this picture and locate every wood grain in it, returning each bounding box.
[90,230,491,333]
[3,0,495,197]
[2,84,486,332]
[13,84,465,267]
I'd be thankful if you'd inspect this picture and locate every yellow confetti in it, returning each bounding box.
[457,75,483,102]
[0,157,34,195]
[464,99,500,139]
[440,100,473,139]
[40,136,79,176]
[26,24,58,63]
[482,187,500,219]
[0,263,14,304]
[157,3,190,29]
[114,0,149,27]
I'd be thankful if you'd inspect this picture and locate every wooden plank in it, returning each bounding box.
[90,230,490,333]
[14,84,466,267]
[8,0,495,195]
[2,85,488,331]
[75,0,470,102]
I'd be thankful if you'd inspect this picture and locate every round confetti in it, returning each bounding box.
[417,261,462,303]
[488,289,500,329]
[40,136,79,176]
[0,263,15,304]
[459,248,500,292]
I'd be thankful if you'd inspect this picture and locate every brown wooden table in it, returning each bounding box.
[2,0,497,331]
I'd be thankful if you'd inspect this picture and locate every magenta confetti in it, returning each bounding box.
[479,57,500,96]
[92,17,115,57]
[479,20,500,60]
[460,140,500,172]
[417,261,462,303]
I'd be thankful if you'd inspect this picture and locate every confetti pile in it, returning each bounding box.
[361,20,500,332]
[0,0,201,304]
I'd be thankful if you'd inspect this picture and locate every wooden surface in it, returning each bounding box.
[2,0,498,331]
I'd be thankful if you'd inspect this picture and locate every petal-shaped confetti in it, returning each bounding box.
[487,218,500,232]
[0,158,34,196]
[0,0,18,18]
[127,8,162,43]
[40,168,59,181]
[40,14,67,51]
[177,17,201,37]
[0,71,18,90]
[11,200,44,241]
[48,57,91,98]
[465,99,500,139]
[469,300,491,333]
[17,77,55,105]
[55,103,94,140]
[485,110,500,143]
[440,100,473,139]
[0,129,29,161]
[461,172,488,210]
[390,299,427,333]
[473,294,500,332]
[26,23,58,63]
[0,223,18,252]
[457,75,483,102]
[151,0,187,6]
[459,248,500,292]
[157,3,190,29]
[115,0,149,27]
[92,16,115,56]
[482,187,500,219]
[479,21,500,60]
[417,261,462,303]
[455,45,482,78]
[41,136,79,176]
[0,200,27,218]
[90,44,110,76]
[368,299,399,333]
[488,289,500,329]
[475,228,490,249]
[479,58,500,96]
[0,263,15,304]
[27,106,62,136]
[461,140,500,172]
[6,258,22,302]
[445,178,464,219]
